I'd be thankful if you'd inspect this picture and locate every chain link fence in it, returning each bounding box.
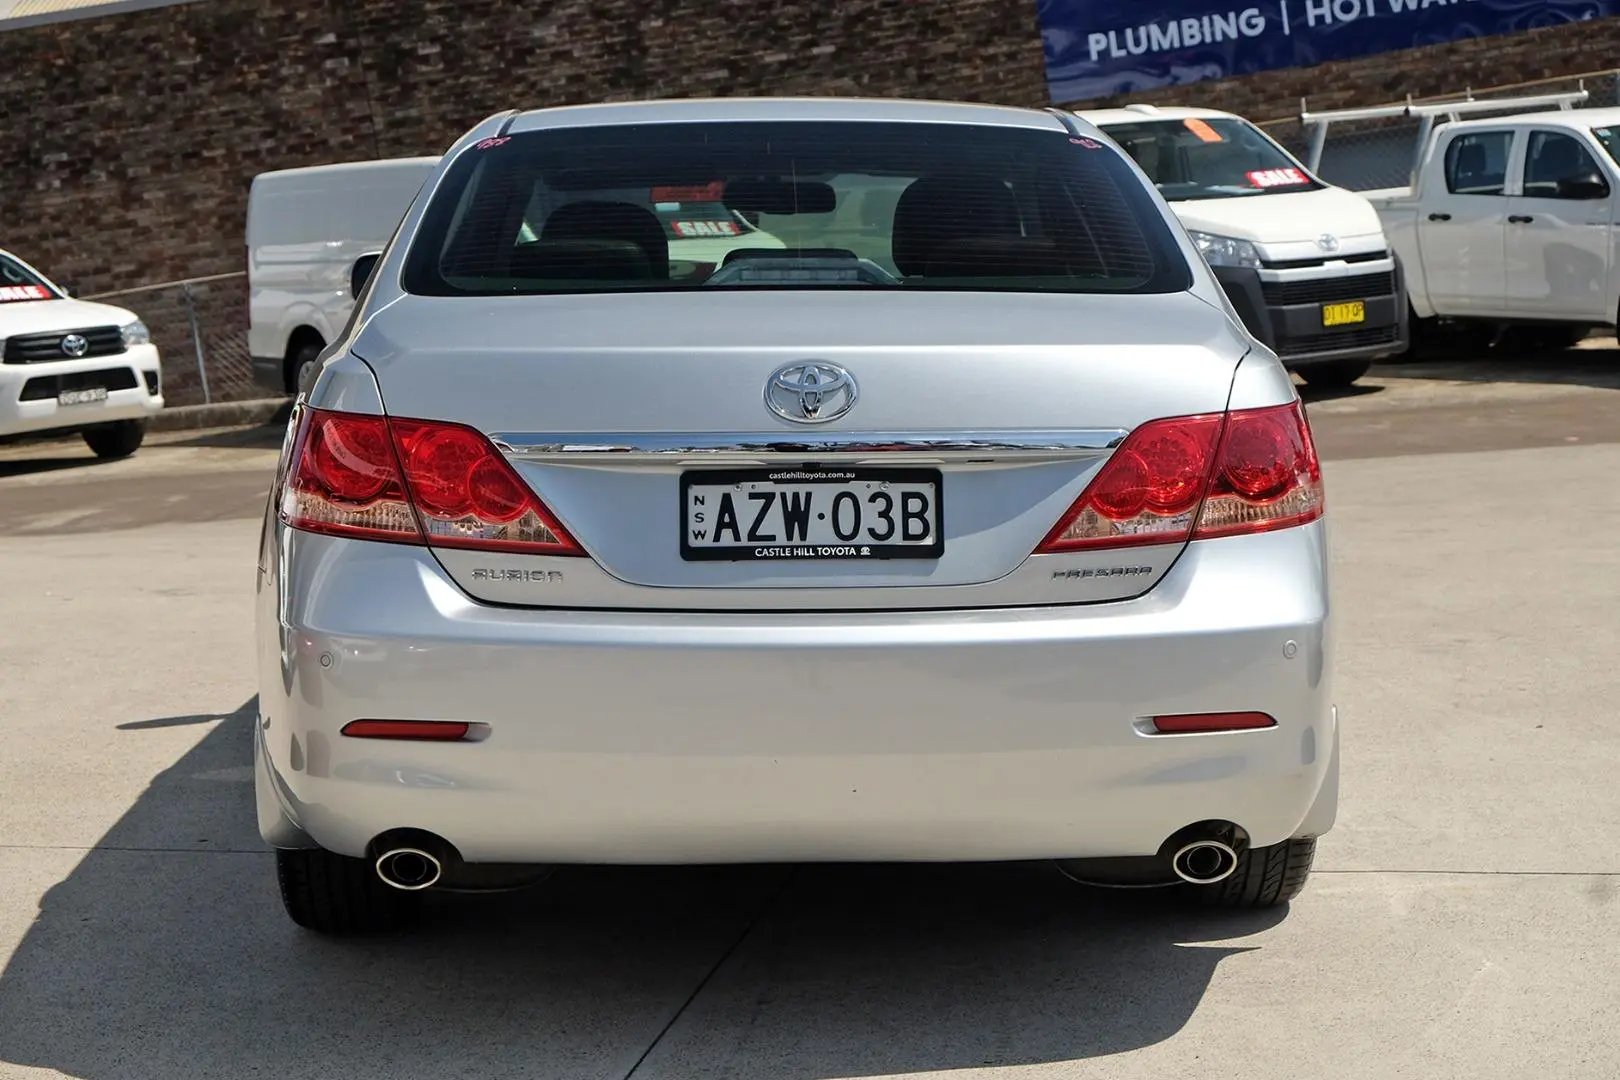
[82,271,262,409]
[1257,69,1620,193]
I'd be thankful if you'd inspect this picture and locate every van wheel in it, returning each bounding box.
[276,847,419,935]
[1297,359,1371,389]
[290,342,323,396]
[1185,837,1317,909]
[83,419,146,460]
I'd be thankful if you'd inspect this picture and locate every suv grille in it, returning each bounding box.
[1277,325,1402,358]
[1263,271,1397,307]
[19,367,139,401]
[3,325,126,364]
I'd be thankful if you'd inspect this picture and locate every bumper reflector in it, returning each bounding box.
[341,720,474,741]
[1150,712,1276,735]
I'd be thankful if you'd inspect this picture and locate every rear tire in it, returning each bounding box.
[82,419,146,460]
[290,341,323,396]
[1296,359,1371,389]
[1186,836,1316,909]
[275,846,419,935]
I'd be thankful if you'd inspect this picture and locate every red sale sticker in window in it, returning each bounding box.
[1246,168,1309,189]
[672,220,740,238]
[0,285,52,303]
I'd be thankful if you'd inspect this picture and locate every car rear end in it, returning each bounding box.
[255,102,1336,929]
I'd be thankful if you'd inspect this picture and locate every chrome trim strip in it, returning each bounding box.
[490,430,1131,463]
[1256,257,1397,284]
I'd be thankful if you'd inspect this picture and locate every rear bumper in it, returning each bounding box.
[256,522,1336,864]
[1216,261,1410,366]
[0,345,164,437]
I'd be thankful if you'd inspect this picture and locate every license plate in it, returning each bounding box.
[58,387,109,406]
[681,467,943,561]
[1322,301,1366,328]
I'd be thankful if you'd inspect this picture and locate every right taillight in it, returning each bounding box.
[280,407,583,555]
[1035,400,1322,554]
[1193,401,1323,540]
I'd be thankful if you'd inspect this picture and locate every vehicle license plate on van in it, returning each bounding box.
[1322,301,1366,327]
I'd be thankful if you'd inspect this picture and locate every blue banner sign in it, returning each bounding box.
[1039,1,1620,103]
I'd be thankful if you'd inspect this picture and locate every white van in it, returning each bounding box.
[247,157,440,394]
[248,158,794,395]
[1076,105,1409,388]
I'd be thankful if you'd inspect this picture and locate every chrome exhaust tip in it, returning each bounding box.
[1170,839,1239,885]
[375,847,443,891]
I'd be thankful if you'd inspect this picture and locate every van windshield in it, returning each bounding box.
[0,253,57,303]
[403,120,1192,296]
[1593,127,1620,167]
[1100,118,1323,202]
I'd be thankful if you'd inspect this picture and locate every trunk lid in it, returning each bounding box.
[354,290,1245,610]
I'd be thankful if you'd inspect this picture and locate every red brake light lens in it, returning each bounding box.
[280,408,583,555]
[281,410,419,543]
[390,418,581,554]
[341,720,474,741]
[1036,414,1223,552]
[1194,401,1323,540]
[1150,712,1277,734]
[1035,401,1323,554]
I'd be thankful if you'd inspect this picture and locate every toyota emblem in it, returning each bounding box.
[60,333,90,358]
[764,362,858,425]
[1317,234,1341,253]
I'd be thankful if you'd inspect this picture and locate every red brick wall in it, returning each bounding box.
[3,1,1616,297]
[0,0,1051,295]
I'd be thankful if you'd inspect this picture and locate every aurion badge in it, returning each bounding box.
[60,333,90,358]
[764,362,858,425]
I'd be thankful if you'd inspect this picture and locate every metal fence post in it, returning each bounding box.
[182,281,211,405]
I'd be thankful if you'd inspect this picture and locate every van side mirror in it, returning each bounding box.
[59,281,79,298]
[350,252,383,300]
[1558,171,1611,201]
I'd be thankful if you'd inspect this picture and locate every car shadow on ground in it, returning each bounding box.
[1296,379,1384,405]
[0,442,108,478]
[158,414,291,451]
[0,699,1289,1080]
[1372,336,1620,390]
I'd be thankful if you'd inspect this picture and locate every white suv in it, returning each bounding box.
[0,248,163,458]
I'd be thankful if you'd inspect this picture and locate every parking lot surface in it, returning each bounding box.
[2,349,1618,1079]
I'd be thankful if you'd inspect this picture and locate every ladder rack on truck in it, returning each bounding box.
[1299,86,1591,191]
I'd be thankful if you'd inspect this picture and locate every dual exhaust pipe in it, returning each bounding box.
[373,832,553,894]
[1169,838,1239,885]
[375,846,444,891]
[377,830,1240,893]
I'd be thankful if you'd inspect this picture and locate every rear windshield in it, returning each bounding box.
[1099,118,1323,202]
[403,121,1192,296]
[0,253,56,303]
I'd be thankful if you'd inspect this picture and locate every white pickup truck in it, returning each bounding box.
[0,246,163,458]
[1362,105,1620,350]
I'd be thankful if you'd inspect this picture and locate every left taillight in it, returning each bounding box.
[279,407,583,555]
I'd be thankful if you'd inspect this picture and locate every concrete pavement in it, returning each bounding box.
[1,350,1618,1079]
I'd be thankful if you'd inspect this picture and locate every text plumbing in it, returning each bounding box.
[1088,0,1481,62]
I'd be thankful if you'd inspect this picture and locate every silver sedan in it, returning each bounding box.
[255,98,1336,934]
